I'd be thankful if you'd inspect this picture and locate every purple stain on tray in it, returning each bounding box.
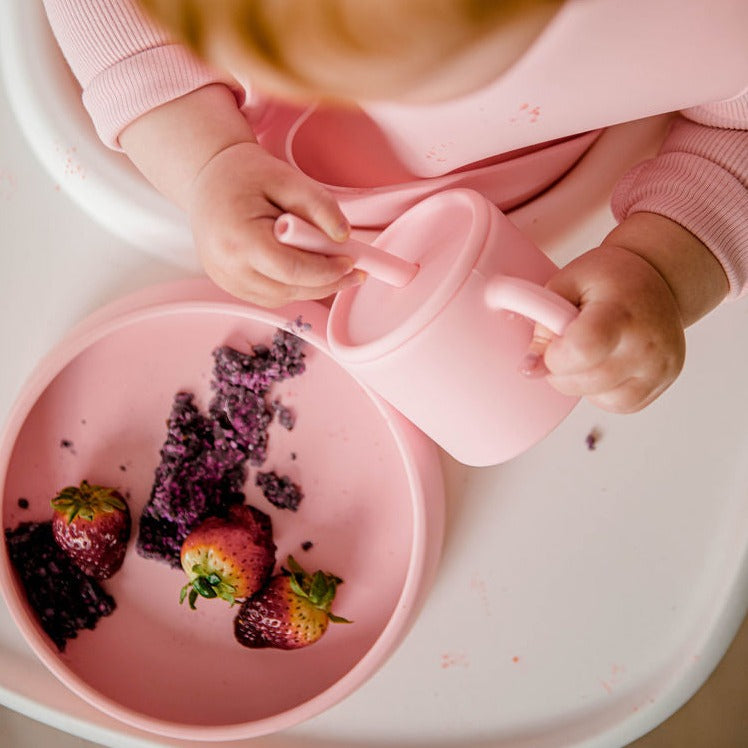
[137,331,306,566]
[586,428,601,451]
[256,471,304,512]
[5,522,115,651]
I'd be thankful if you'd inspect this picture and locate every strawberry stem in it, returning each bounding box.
[51,480,127,524]
[283,555,352,623]
[179,572,238,609]
[193,577,218,599]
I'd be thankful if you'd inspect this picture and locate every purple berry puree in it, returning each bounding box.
[272,400,296,430]
[137,330,306,566]
[5,521,116,652]
[255,471,304,512]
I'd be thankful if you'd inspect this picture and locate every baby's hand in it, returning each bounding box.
[524,244,686,413]
[188,141,363,306]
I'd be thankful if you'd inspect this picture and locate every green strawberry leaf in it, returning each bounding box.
[193,577,218,599]
[309,571,329,604]
[188,588,198,610]
[319,582,338,610]
[327,613,353,624]
[51,481,126,523]
[282,555,350,620]
[286,555,305,577]
[288,572,308,600]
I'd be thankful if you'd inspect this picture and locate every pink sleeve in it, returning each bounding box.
[42,0,244,149]
[611,90,748,299]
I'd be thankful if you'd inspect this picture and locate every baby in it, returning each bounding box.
[43,0,747,414]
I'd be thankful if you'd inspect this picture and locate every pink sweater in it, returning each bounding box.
[43,0,748,299]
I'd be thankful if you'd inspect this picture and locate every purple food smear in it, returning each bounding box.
[137,330,306,567]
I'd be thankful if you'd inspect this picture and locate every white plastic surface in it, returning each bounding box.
[1,4,748,747]
[0,0,195,269]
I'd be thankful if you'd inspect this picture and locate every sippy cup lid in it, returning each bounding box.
[328,190,491,363]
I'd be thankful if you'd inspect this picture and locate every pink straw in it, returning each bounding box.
[274,214,418,288]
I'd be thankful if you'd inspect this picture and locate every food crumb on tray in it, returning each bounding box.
[59,439,77,454]
[256,471,304,511]
[585,428,602,450]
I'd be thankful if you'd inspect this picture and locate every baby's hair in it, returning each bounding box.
[140,0,562,99]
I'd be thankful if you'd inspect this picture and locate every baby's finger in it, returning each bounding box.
[209,262,366,308]
[586,376,670,414]
[519,322,554,377]
[546,366,632,399]
[242,218,356,287]
[265,171,349,242]
[543,301,625,376]
[254,270,367,307]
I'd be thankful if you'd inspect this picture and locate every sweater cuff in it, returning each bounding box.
[82,43,245,150]
[612,120,748,299]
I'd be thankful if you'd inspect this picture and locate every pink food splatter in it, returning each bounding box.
[600,664,626,694]
[512,103,542,124]
[0,169,17,200]
[440,652,469,669]
[470,573,492,617]
[55,143,86,180]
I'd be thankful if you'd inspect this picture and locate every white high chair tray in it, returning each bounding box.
[1,2,748,747]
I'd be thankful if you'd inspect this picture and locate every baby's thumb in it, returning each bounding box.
[519,323,555,378]
[305,192,350,243]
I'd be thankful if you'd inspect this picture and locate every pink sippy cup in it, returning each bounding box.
[276,188,579,466]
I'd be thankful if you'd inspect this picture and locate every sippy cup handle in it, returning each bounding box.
[484,274,578,336]
[274,214,419,288]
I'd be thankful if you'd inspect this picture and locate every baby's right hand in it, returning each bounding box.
[188,142,363,307]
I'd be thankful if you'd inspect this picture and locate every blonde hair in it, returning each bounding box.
[141,0,562,100]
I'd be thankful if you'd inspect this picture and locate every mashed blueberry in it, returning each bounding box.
[5,522,115,651]
[137,331,306,566]
[256,471,304,512]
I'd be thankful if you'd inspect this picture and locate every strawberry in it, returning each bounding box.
[234,555,351,650]
[179,504,276,608]
[50,480,131,580]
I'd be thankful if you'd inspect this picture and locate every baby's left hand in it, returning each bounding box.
[524,243,686,413]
